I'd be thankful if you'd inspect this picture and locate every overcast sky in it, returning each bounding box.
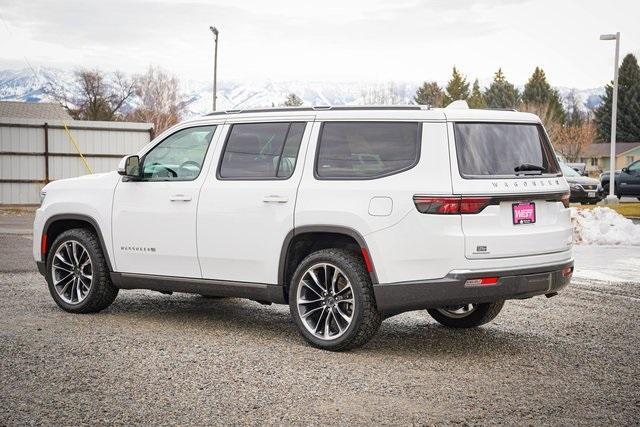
[0,0,638,88]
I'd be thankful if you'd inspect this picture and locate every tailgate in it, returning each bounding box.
[461,195,572,259]
[447,121,572,259]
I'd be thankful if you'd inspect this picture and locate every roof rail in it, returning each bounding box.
[204,105,425,116]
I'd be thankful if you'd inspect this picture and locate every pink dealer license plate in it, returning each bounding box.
[512,202,536,225]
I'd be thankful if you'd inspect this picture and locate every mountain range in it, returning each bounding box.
[0,67,605,118]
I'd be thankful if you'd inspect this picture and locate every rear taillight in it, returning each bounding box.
[413,196,491,215]
[561,192,570,208]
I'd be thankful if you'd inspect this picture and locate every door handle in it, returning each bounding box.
[262,195,289,203]
[169,194,192,202]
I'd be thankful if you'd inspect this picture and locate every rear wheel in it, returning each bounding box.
[289,249,381,351]
[427,301,504,328]
[46,228,118,313]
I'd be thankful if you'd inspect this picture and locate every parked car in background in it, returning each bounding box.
[561,163,604,204]
[600,160,640,200]
[567,163,587,176]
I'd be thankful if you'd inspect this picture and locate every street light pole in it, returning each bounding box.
[210,26,219,111]
[600,32,620,204]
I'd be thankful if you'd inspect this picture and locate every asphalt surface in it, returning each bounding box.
[0,213,638,425]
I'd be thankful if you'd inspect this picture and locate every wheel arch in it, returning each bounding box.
[278,225,378,302]
[42,214,113,271]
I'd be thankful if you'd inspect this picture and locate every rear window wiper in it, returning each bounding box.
[514,163,546,174]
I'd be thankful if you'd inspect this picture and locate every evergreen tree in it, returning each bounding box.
[283,93,303,106]
[414,81,444,107]
[595,53,640,142]
[522,67,565,123]
[467,79,486,108]
[483,68,521,109]
[443,67,470,105]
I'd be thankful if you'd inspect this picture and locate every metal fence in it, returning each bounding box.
[0,117,153,205]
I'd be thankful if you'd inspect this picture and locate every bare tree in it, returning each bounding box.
[127,66,187,134]
[361,82,402,105]
[46,69,136,121]
[520,102,595,162]
[551,122,597,162]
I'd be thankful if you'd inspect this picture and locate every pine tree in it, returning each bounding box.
[467,79,486,108]
[414,81,444,107]
[483,68,521,109]
[595,53,640,142]
[283,93,303,107]
[522,67,565,123]
[443,67,470,105]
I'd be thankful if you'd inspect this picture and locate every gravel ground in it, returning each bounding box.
[0,220,639,425]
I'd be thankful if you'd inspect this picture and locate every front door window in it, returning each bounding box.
[142,126,216,180]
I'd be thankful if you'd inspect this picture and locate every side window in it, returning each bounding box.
[316,122,420,179]
[219,122,306,179]
[628,160,640,173]
[142,126,216,181]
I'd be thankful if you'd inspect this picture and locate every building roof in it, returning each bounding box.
[0,101,72,121]
[582,142,640,158]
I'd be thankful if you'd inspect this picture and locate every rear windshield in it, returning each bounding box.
[454,123,560,178]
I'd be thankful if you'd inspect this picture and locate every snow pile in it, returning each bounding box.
[571,207,640,245]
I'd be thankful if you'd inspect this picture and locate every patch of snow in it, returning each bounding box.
[571,207,640,246]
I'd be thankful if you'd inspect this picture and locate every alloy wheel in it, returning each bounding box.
[437,304,476,318]
[51,240,93,305]
[296,263,354,340]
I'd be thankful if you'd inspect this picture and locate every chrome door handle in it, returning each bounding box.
[169,194,192,202]
[262,195,289,203]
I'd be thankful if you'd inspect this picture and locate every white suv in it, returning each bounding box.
[34,105,573,350]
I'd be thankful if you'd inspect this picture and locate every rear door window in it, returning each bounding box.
[218,122,306,179]
[316,122,420,179]
[454,123,560,178]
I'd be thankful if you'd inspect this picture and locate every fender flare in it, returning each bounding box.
[42,213,114,271]
[278,225,378,288]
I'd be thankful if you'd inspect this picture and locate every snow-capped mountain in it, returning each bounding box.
[0,67,604,118]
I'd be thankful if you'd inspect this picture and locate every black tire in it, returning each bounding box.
[289,248,381,351]
[427,301,504,328]
[46,228,118,313]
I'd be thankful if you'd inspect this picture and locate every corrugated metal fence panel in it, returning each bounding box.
[48,127,150,155]
[0,117,152,205]
[0,154,45,179]
[49,157,122,180]
[0,126,44,152]
[0,183,43,204]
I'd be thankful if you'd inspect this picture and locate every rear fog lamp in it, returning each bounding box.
[561,266,573,277]
[464,277,498,287]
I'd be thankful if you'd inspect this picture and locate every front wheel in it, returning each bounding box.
[427,301,504,328]
[289,249,381,351]
[46,228,118,313]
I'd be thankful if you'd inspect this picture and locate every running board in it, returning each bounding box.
[110,272,286,304]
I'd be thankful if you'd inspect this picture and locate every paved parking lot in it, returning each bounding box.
[0,212,638,425]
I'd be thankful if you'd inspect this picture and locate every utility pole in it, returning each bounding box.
[600,32,620,205]
[210,26,219,111]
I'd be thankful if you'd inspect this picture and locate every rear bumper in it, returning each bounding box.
[373,260,573,316]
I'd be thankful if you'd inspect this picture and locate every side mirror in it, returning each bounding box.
[117,155,141,179]
[621,167,629,174]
